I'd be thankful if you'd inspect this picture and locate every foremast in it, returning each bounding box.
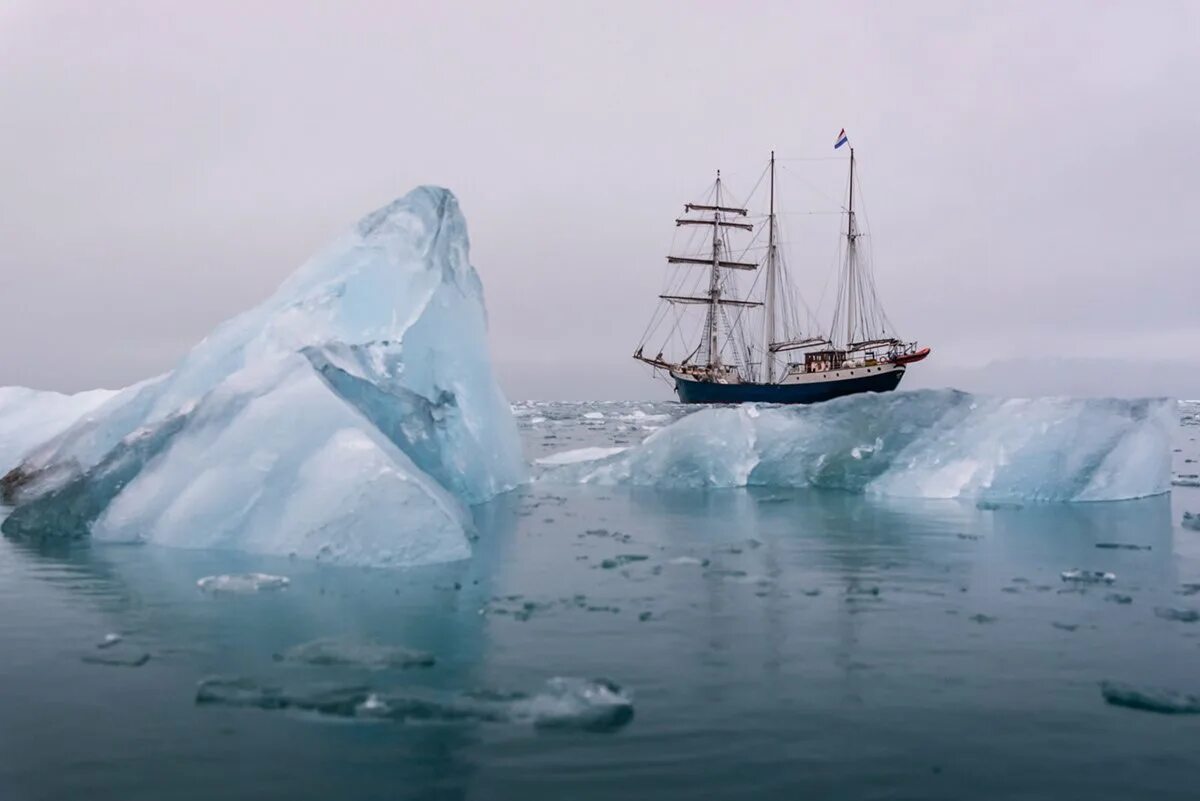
[634,170,758,377]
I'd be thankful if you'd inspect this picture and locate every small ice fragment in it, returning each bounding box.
[357,693,390,716]
[1095,543,1152,551]
[582,412,605,420]
[667,556,707,567]
[1104,593,1133,605]
[638,612,652,622]
[600,554,648,569]
[1052,622,1079,631]
[82,652,150,667]
[1100,681,1200,714]
[518,677,635,732]
[97,633,122,649]
[197,573,291,593]
[969,613,997,624]
[1182,512,1200,532]
[1060,569,1116,584]
[1154,607,1200,623]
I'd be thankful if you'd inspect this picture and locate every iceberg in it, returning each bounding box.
[1,187,525,566]
[541,390,1173,502]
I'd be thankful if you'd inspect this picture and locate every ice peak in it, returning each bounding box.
[2,185,524,566]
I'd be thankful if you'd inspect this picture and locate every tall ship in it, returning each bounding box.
[633,133,930,404]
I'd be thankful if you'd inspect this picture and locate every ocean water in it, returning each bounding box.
[2,399,1199,801]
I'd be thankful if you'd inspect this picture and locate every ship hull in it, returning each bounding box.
[673,365,905,404]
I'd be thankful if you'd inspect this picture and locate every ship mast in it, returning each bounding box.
[845,147,858,345]
[705,172,723,370]
[763,151,778,383]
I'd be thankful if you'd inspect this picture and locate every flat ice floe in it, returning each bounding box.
[539,390,1175,502]
[196,573,291,593]
[195,675,634,731]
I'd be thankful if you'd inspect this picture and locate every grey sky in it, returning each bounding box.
[1,1,1198,399]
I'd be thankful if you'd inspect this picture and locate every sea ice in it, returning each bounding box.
[1153,607,1200,623]
[1,187,524,567]
[1100,681,1200,714]
[1061,569,1116,584]
[540,390,1174,502]
[195,676,634,731]
[197,573,291,593]
[1182,512,1200,531]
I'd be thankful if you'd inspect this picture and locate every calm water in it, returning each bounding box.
[2,400,1199,801]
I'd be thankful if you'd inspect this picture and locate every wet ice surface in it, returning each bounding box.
[1,398,1199,801]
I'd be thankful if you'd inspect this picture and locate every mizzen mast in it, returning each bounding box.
[845,146,859,345]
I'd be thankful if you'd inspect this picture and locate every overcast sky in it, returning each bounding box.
[1,1,1197,399]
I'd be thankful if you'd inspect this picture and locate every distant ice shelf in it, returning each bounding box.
[1,187,525,567]
[539,390,1175,502]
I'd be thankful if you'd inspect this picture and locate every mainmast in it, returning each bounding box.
[845,147,858,346]
[763,151,778,383]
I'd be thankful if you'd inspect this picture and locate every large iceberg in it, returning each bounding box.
[541,390,1173,502]
[2,187,526,566]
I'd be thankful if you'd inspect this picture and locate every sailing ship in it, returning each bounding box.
[633,136,929,404]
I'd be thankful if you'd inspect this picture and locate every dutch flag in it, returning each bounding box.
[834,129,849,149]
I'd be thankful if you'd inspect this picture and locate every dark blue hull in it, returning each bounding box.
[674,368,905,404]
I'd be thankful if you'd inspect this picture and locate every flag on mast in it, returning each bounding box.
[834,129,849,149]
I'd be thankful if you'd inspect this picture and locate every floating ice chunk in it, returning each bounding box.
[1061,569,1116,584]
[1174,475,1200,488]
[197,573,291,594]
[195,676,633,731]
[1183,512,1200,532]
[1153,607,1200,623]
[512,677,634,731]
[1,188,524,567]
[1101,681,1200,714]
[667,556,708,567]
[276,638,434,669]
[539,391,1173,502]
[535,446,628,466]
[97,633,123,649]
[599,554,648,569]
[582,412,605,420]
[82,651,150,667]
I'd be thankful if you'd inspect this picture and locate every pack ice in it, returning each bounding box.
[542,390,1173,502]
[1,187,525,566]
